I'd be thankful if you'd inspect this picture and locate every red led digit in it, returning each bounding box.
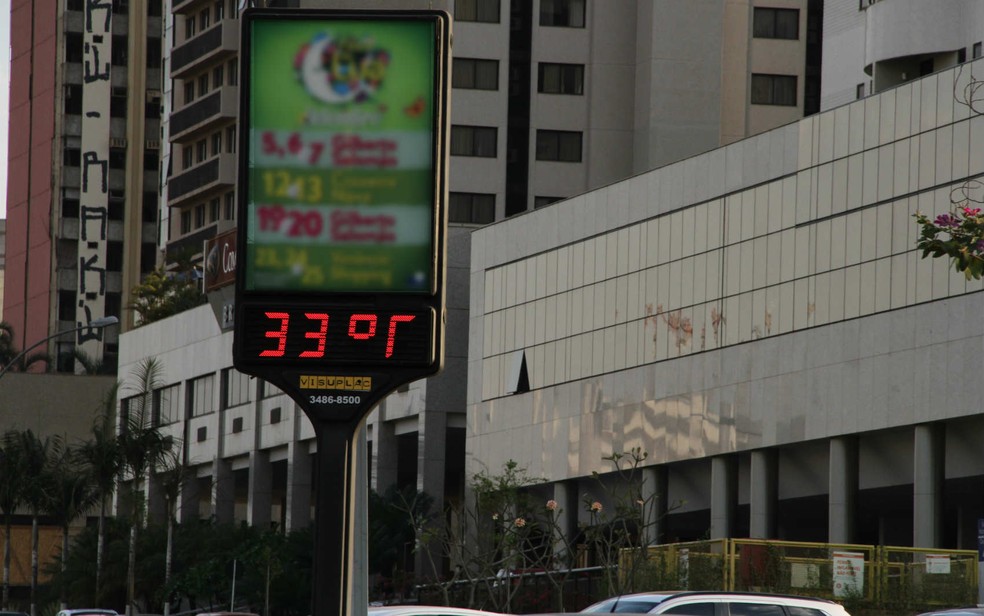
[348,314,378,340]
[385,314,416,358]
[260,311,290,357]
[299,313,329,358]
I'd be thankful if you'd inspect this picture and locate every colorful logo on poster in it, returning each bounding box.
[294,33,390,104]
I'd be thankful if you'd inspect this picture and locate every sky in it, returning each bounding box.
[0,0,9,219]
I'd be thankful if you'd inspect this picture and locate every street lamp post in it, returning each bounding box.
[0,316,119,380]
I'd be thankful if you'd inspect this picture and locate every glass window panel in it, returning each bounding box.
[751,289,766,339]
[794,278,810,330]
[830,217,847,270]
[767,234,781,286]
[753,237,768,290]
[724,245,741,296]
[738,292,753,343]
[705,250,722,303]
[845,265,861,320]
[829,268,846,322]
[694,203,708,253]
[740,241,755,293]
[813,272,830,326]
[817,163,832,218]
[845,211,862,267]
[780,229,796,282]
[693,254,706,305]
[875,257,891,312]
[681,208,695,258]
[860,262,876,316]
[779,282,794,334]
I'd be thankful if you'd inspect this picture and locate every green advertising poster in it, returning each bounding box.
[246,17,438,293]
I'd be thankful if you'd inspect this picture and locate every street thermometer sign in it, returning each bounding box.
[233,8,450,616]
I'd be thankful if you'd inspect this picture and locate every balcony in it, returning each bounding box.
[167,153,237,207]
[170,86,238,141]
[171,19,239,79]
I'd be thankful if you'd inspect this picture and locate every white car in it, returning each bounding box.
[581,591,852,616]
[369,607,510,616]
[55,611,119,616]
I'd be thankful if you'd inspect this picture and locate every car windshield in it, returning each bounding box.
[582,596,672,613]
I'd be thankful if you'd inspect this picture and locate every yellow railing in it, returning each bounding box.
[622,539,977,610]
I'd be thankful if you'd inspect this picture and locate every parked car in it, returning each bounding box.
[916,610,984,616]
[0,611,30,616]
[369,607,511,616]
[55,611,119,616]
[580,591,852,616]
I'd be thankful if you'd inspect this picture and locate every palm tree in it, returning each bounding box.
[0,321,50,372]
[155,459,191,616]
[78,382,123,606]
[119,358,174,616]
[13,430,60,616]
[0,430,27,610]
[45,443,99,610]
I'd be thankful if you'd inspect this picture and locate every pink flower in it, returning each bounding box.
[514,517,526,528]
[546,500,558,511]
[964,207,982,217]
[590,501,603,513]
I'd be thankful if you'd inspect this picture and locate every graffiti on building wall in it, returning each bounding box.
[77,0,113,363]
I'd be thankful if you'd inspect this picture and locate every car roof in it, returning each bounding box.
[581,592,679,612]
[368,606,508,616]
[56,611,119,616]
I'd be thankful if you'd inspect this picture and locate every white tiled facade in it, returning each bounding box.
[467,58,984,547]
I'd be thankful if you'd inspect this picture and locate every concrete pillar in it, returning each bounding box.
[828,436,858,544]
[285,438,312,531]
[914,423,944,548]
[641,466,668,545]
[552,480,579,561]
[750,450,777,539]
[373,418,399,493]
[211,458,235,523]
[416,412,448,578]
[710,456,736,539]
[247,449,272,528]
[176,474,200,524]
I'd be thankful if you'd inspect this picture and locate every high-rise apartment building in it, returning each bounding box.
[822,0,984,110]
[4,0,163,372]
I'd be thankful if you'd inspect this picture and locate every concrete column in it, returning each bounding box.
[750,450,777,539]
[247,449,272,528]
[144,472,166,525]
[285,439,312,531]
[552,480,579,560]
[710,456,736,539]
[828,436,858,544]
[914,423,944,548]
[211,458,235,523]
[373,418,399,493]
[416,412,448,578]
[641,466,668,545]
[176,474,200,524]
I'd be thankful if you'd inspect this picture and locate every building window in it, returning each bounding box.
[198,73,210,97]
[535,130,582,162]
[224,192,236,219]
[856,83,865,99]
[214,1,225,21]
[538,63,584,95]
[112,0,128,15]
[209,198,220,222]
[146,37,161,68]
[222,368,252,408]
[182,146,194,169]
[65,33,83,63]
[449,192,495,224]
[540,0,585,27]
[213,65,225,89]
[185,15,196,40]
[111,35,128,66]
[226,126,237,153]
[64,84,83,114]
[211,132,222,156]
[196,139,208,162]
[110,94,127,118]
[144,150,159,172]
[189,374,216,417]
[752,8,799,40]
[195,204,206,228]
[451,125,497,157]
[199,8,211,30]
[156,384,182,425]
[180,209,192,234]
[58,290,77,322]
[974,42,982,59]
[534,196,562,208]
[456,0,499,23]
[750,74,797,106]
[64,147,82,167]
[184,80,195,104]
[228,59,238,85]
[452,58,499,90]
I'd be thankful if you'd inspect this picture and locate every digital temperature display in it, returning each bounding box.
[238,304,435,367]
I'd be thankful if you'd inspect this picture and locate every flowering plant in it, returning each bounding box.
[914,184,984,279]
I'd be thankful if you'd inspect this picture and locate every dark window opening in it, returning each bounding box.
[539,0,585,27]
[751,74,797,106]
[449,192,495,224]
[538,63,584,95]
[535,130,582,162]
[753,7,799,40]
